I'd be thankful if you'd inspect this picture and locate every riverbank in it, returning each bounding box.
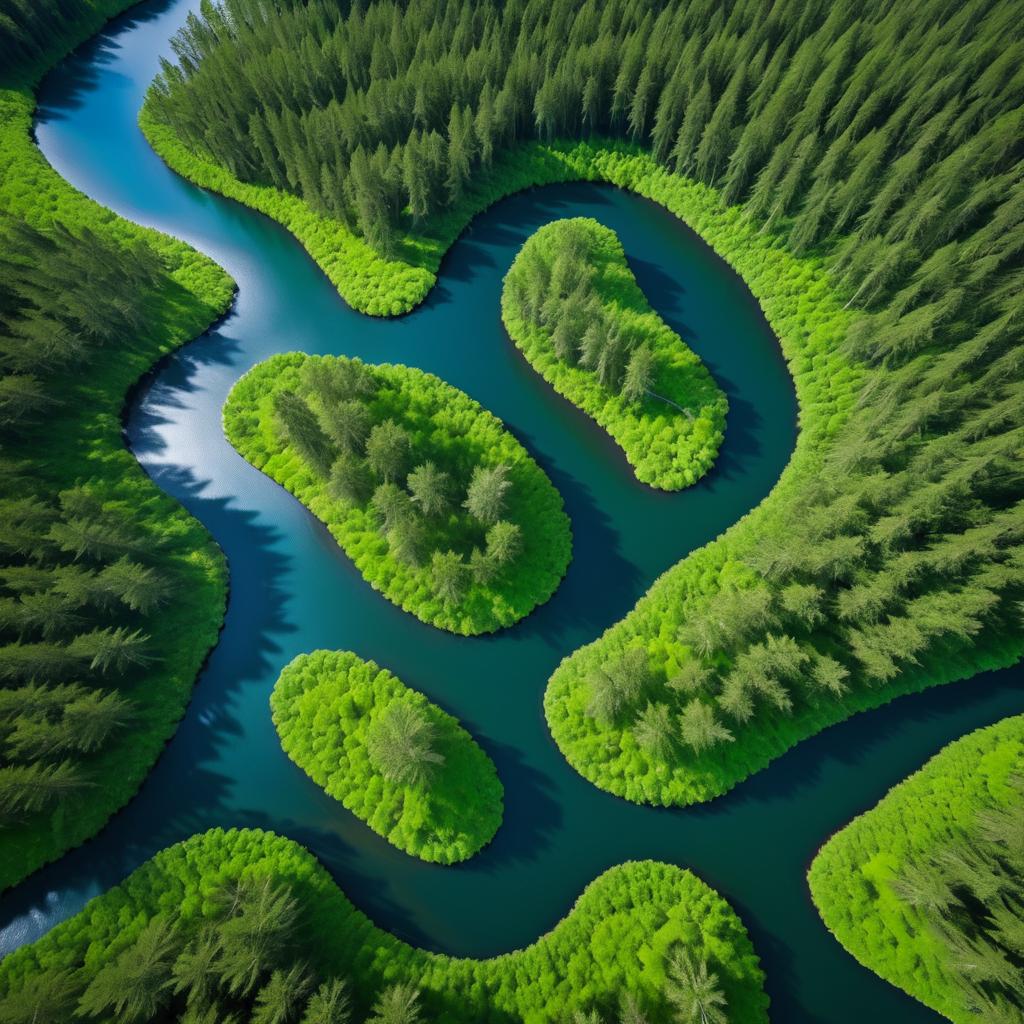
[0,0,233,888]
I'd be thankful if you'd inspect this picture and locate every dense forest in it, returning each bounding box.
[0,0,233,888]
[0,828,769,1024]
[148,0,1024,803]
[271,650,503,863]
[224,352,571,634]
[502,218,726,490]
[810,716,1024,1024]
[0,0,125,80]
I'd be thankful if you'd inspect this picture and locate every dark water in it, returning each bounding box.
[2,2,1022,1020]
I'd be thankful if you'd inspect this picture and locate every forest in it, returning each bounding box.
[146,0,1024,805]
[0,828,769,1024]
[271,650,503,864]
[809,715,1024,1024]
[0,0,233,889]
[502,218,726,490]
[1,0,1023,1020]
[224,352,571,634]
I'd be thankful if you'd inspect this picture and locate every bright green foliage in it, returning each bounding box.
[270,651,502,864]
[223,353,571,634]
[0,0,233,888]
[0,828,769,1024]
[809,716,1024,1023]
[502,218,726,490]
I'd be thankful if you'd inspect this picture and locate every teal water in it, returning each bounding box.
[2,3,1022,1021]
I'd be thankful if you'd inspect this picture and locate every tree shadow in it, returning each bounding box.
[36,0,181,123]
[462,737,563,871]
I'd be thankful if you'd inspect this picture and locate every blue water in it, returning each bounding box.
[1,3,1021,1021]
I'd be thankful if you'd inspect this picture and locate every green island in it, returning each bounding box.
[223,352,571,635]
[809,715,1024,1023]
[0,0,233,890]
[271,650,503,864]
[501,218,727,491]
[0,827,769,1024]
[144,0,1024,808]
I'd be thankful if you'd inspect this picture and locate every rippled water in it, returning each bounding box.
[2,3,1022,1021]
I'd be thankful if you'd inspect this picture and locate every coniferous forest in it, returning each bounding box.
[0,0,1023,1022]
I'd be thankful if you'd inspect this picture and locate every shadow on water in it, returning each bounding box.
[4,4,1024,1023]
[465,737,564,872]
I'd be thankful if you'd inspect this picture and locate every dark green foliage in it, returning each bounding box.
[502,218,726,489]
[810,716,1024,1024]
[0,0,130,86]
[0,828,769,1023]
[0,3,234,886]
[224,353,571,634]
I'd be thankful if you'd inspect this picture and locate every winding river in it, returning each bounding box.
[2,2,1023,1021]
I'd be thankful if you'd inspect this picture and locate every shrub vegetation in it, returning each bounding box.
[146,0,1024,804]
[271,650,503,864]
[0,0,233,889]
[501,217,726,491]
[223,352,571,635]
[0,827,769,1024]
[809,716,1024,1024]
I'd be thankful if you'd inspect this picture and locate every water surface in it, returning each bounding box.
[2,3,1022,1021]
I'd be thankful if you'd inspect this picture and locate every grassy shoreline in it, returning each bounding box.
[141,98,1024,811]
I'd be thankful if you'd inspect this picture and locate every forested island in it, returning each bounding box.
[810,716,1024,1023]
[502,218,726,490]
[271,650,503,863]
[223,353,571,634]
[145,0,1024,809]
[1,0,1023,1021]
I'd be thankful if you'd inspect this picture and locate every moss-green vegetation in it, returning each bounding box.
[148,0,1024,807]
[224,352,571,635]
[271,650,502,864]
[0,2,233,890]
[809,716,1024,1023]
[501,217,726,491]
[0,827,769,1024]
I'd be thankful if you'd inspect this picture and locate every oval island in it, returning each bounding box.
[224,352,571,634]
[271,650,503,864]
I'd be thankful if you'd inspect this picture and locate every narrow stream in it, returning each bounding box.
[2,3,1021,1022]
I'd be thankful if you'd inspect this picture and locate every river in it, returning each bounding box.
[2,2,1022,1021]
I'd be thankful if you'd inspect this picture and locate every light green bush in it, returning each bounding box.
[0,827,770,1023]
[271,650,502,863]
